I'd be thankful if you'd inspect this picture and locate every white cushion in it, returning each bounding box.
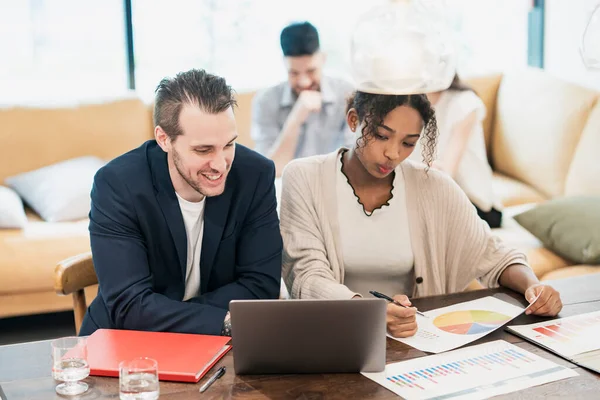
[0,185,27,228]
[6,156,105,222]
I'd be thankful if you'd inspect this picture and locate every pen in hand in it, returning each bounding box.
[199,366,226,393]
[369,290,428,318]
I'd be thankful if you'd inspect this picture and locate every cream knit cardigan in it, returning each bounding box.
[280,149,530,300]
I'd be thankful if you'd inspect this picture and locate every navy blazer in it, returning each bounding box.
[79,140,282,336]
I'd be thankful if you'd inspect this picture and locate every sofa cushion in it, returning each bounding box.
[0,96,153,185]
[6,156,105,222]
[514,197,600,265]
[234,92,256,149]
[492,172,547,207]
[541,265,600,281]
[492,68,598,199]
[565,100,600,197]
[464,74,503,160]
[0,211,90,295]
[523,247,573,279]
[0,186,27,228]
[493,210,571,278]
[0,286,98,318]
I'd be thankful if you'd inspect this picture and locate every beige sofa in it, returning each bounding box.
[0,96,154,318]
[467,68,600,281]
[0,68,597,319]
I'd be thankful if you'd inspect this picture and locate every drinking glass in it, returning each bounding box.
[119,357,160,400]
[51,336,90,396]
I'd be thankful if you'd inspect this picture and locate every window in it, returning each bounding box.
[0,0,127,103]
[447,0,530,76]
[0,0,532,102]
[545,0,600,90]
[131,0,380,97]
[132,0,530,97]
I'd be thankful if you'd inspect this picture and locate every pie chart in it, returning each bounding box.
[433,310,511,335]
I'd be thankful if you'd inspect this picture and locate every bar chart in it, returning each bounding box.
[362,340,577,400]
[532,313,600,342]
[386,345,536,391]
[508,310,600,358]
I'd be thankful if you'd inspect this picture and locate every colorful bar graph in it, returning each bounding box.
[533,327,569,342]
[527,313,600,346]
[364,340,578,400]
[385,348,535,391]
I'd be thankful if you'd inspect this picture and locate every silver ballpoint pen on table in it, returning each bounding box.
[199,366,226,393]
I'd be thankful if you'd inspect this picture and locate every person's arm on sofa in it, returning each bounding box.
[189,161,282,307]
[89,167,227,335]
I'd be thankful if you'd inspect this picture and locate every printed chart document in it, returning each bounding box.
[362,340,577,400]
[390,296,527,353]
[507,310,600,373]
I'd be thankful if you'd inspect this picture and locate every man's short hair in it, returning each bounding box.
[153,69,237,141]
[280,21,320,57]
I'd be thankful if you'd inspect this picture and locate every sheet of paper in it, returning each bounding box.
[507,310,600,357]
[390,296,526,353]
[362,340,578,400]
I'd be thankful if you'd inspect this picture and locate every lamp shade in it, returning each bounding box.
[350,0,456,94]
[581,3,600,70]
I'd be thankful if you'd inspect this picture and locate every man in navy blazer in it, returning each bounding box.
[79,69,282,336]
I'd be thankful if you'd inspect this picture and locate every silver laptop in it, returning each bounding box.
[230,298,387,374]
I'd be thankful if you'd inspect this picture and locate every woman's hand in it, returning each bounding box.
[387,295,418,338]
[524,284,563,316]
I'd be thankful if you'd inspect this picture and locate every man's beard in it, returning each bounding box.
[172,147,226,197]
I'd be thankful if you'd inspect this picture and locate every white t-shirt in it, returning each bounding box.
[410,90,499,212]
[336,153,415,298]
[176,193,206,301]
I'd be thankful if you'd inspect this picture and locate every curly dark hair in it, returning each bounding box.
[346,91,439,168]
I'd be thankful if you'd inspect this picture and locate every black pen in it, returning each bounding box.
[199,366,226,393]
[369,290,428,318]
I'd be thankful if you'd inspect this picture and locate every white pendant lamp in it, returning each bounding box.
[350,0,456,94]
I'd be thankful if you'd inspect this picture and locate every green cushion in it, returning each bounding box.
[514,197,600,265]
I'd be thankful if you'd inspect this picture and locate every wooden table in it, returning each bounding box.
[1,274,599,399]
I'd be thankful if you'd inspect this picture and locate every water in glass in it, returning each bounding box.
[51,336,90,396]
[52,357,90,381]
[119,358,160,400]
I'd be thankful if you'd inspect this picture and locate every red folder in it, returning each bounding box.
[86,329,231,383]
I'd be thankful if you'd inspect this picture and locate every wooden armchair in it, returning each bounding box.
[54,252,98,334]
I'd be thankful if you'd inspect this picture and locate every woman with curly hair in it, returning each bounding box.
[279,91,562,338]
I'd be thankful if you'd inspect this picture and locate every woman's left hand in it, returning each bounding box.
[524,284,563,316]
